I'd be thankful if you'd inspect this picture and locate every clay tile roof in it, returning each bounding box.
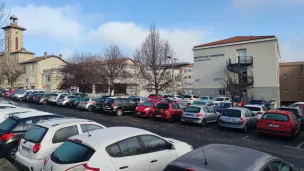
[194,36,276,48]
[2,24,26,31]
[279,61,304,67]
[10,49,34,55]
[20,55,66,64]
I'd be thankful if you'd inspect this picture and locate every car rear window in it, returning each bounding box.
[59,95,65,99]
[222,109,242,118]
[251,100,263,104]
[183,95,191,98]
[277,108,299,115]
[184,106,201,113]
[244,106,261,111]
[51,140,95,164]
[0,118,19,131]
[23,125,48,143]
[215,98,224,101]
[105,98,115,104]
[262,113,289,122]
[142,101,154,107]
[156,103,169,109]
[81,98,90,102]
[193,101,206,105]
[219,103,232,108]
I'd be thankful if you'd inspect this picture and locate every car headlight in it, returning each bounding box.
[144,107,151,111]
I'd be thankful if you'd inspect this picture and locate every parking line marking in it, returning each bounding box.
[297,141,304,149]
[242,136,250,139]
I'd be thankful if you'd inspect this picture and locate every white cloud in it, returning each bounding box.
[90,22,206,62]
[11,4,83,42]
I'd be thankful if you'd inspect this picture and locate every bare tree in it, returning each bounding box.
[97,45,129,95]
[221,71,243,107]
[58,52,99,94]
[1,56,25,89]
[134,25,178,98]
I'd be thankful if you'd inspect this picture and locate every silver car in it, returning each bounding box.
[218,107,258,133]
[56,95,75,106]
[77,97,97,111]
[181,105,218,127]
[164,144,297,171]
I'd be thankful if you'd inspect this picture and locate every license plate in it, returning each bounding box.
[136,112,141,115]
[156,115,161,117]
[268,124,279,127]
[95,106,100,109]
[22,146,30,153]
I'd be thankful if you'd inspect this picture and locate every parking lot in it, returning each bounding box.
[5,99,304,170]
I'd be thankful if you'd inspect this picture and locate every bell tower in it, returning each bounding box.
[2,15,26,53]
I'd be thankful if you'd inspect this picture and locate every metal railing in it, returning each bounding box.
[226,56,253,65]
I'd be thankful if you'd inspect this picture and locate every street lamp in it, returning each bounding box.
[167,56,178,94]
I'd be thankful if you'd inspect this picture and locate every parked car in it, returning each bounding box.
[34,94,51,105]
[12,90,28,101]
[71,93,89,97]
[182,95,199,105]
[174,99,188,110]
[181,105,218,127]
[15,118,106,171]
[24,90,46,102]
[77,97,97,112]
[214,102,232,113]
[244,104,268,119]
[257,110,301,138]
[218,107,258,133]
[191,100,214,106]
[56,95,75,106]
[27,93,44,103]
[0,108,37,123]
[164,144,296,171]
[135,100,162,118]
[43,127,193,171]
[4,90,15,98]
[148,94,163,99]
[68,96,81,108]
[104,97,138,116]
[0,90,7,97]
[276,106,304,130]
[213,96,230,105]
[167,94,183,101]
[0,111,63,162]
[94,96,112,111]
[249,98,266,106]
[48,93,69,104]
[130,96,148,104]
[152,102,183,122]
[233,97,246,107]
[199,96,213,101]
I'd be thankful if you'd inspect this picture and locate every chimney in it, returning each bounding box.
[44,51,47,57]
[59,54,62,58]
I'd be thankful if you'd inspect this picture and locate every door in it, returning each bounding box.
[203,107,212,122]
[50,125,79,152]
[122,99,131,111]
[139,135,177,171]
[108,137,149,171]
[171,104,181,117]
[207,107,218,121]
[237,49,247,58]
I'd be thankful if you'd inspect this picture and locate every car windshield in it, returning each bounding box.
[215,98,224,101]
[244,106,261,111]
[219,103,232,108]
[183,95,191,98]
[277,108,299,115]
[222,109,241,118]
[156,103,169,109]
[262,113,289,122]
[233,98,241,102]
[184,106,201,113]
[193,101,206,105]
[23,125,48,143]
[0,118,19,131]
[201,96,208,100]
[51,140,95,164]
[96,98,105,102]
[250,100,263,104]
[142,101,154,107]
[81,98,90,102]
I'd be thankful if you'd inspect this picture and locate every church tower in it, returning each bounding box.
[2,15,26,53]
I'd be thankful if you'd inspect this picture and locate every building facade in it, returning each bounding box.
[280,61,304,105]
[193,36,281,107]
[180,64,194,94]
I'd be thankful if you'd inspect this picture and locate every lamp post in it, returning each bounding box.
[167,56,178,94]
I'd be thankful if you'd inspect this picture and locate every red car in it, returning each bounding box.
[257,110,301,138]
[4,90,14,98]
[233,97,245,107]
[152,102,183,122]
[148,94,163,99]
[135,100,163,118]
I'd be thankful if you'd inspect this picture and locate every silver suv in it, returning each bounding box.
[181,105,218,127]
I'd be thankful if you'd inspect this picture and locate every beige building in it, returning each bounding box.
[1,15,66,92]
[180,64,194,94]
[193,36,281,107]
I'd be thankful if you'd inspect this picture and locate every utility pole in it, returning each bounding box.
[167,56,178,94]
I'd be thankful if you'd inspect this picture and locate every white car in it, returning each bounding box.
[243,105,268,119]
[213,97,230,105]
[15,118,106,171]
[56,95,75,106]
[43,127,193,171]
[0,103,19,109]
[183,95,199,105]
[48,93,69,104]
[0,108,36,123]
[167,94,183,101]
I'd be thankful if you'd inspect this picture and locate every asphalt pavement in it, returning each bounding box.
[6,99,304,170]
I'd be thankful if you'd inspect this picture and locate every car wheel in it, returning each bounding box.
[243,124,248,133]
[169,116,176,123]
[116,109,123,116]
[7,145,18,162]
[148,112,153,119]
[200,119,207,127]
[42,100,47,105]
[88,106,93,112]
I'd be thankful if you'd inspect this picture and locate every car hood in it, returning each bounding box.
[137,106,151,111]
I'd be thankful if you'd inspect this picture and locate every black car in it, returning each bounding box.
[214,102,232,113]
[103,97,138,116]
[68,97,81,108]
[0,90,7,97]
[27,93,44,103]
[0,113,63,162]
[95,96,112,111]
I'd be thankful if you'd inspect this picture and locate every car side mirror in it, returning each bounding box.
[168,143,175,150]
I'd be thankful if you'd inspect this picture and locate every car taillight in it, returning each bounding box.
[239,118,244,124]
[196,113,203,117]
[111,103,115,107]
[0,133,14,141]
[73,102,76,104]
[190,98,193,100]
[33,144,40,153]
[186,168,198,171]
[66,163,100,171]
[18,136,23,145]
[85,102,88,104]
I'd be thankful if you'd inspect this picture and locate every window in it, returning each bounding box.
[31,86,35,89]
[80,124,102,133]
[123,99,131,104]
[156,103,169,109]
[24,117,42,130]
[107,137,142,157]
[244,106,261,111]
[222,109,242,118]
[26,78,28,83]
[147,84,153,92]
[184,76,187,79]
[46,75,51,82]
[52,126,79,144]
[126,84,137,95]
[141,135,168,153]
[290,114,297,121]
[207,106,216,113]
[244,110,251,117]
[0,118,19,131]
[262,113,288,122]
[188,69,192,72]
[95,84,108,93]
[219,89,225,96]
[284,74,287,78]
[269,161,291,171]
[15,37,18,50]
[30,75,35,83]
[188,76,191,79]
[203,107,209,113]
[172,103,180,109]
[284,89,288,92]
[184,106,201,113]
[31,64,35,71]
[23,125,48,143]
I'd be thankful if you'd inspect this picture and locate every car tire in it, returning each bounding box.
[169,116,176,123]
[6,145,18,162]
[88,106,93,112]
[200,119,207,127]
[116,109,123,116]
[243,124,248,133]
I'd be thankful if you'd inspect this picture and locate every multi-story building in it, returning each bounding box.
[180,64,194,94]
[193,36,281,107]
[280,61,304,105]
